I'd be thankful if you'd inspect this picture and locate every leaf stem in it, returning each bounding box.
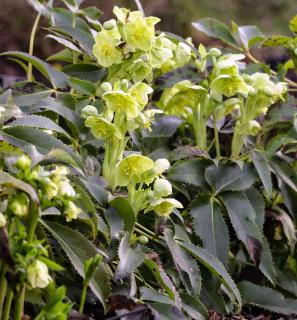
[27,12,41,82]
[213,113,220,157]
[2,288,13,320]
[79,284,87,314]
[0,265,7,319]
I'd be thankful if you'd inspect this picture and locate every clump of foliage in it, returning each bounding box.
[0,0,297,319]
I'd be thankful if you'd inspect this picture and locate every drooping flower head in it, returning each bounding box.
[85,116,122,140]
[145,198,183,216]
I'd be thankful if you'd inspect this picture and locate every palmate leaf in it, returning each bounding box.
[164,229,201,296]
[41,221,110,311]
[0,52,68,88]
[168,159,211,187]
[190,197,229,266]
[178,241,242,308]
[250,150,272,199]
[205,162,256,194]
[239,281,297,315]
[0,171,39,203]
[222,191,264,266]
[114,233,146,281]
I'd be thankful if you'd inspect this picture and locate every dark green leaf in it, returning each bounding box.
[68,77,96,95]
[109,197,135,233]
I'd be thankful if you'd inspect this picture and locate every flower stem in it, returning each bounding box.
[213,113,220,157]
[27,12,41,82]
[2,288,13,320]
[0,265,7,319]
[79,284,87,314]
[14,286,25,320]
[231,128,243,159]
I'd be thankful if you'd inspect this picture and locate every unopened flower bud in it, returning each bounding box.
[121,79,129,91]
[15,155,31,171]
[27,260,52,289]
[81,105,98,118]
[138,235,149,245]
[154,159,170,175]
[208,48,221,57]
[103,19,117,30]
[58,180,76,198]
[101,82,112,92]
[248,120,261,136]
[44,182,59,200]
[154,178,172,198]
[0,212,6,227]
[263,86,273,97]
[9,193,30,217]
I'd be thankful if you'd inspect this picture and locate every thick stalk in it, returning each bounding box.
[2,289,13,320]
[79,284,87,314]
[213,113,220,157]
[231,128,243,159]
[15,204,39,320]
[27,13,41,82]
[0,265,7,319]
[193,102,206,150]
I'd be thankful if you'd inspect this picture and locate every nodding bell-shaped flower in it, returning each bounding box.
[15,155,31,171]
[145,198,183,217]
[123,16,160,51]
[58,180,76,198]
[9,192,30,217]
[154,158,170,175]
[0,212,6,227]
[65,201,81,222]
[128,83,153,110]
[44,181,59,200]
[116,154,154,186]
[27,260,52,289]
[154,178,172,198]
[85,116,122,140]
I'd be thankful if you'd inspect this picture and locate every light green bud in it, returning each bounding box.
[103,19,117,30]
[9,192,30,217]
[81,105,99,118]
[27,260,52,289]
[0,212,6,227]
[138,235,149,245]
[154,159,170,175]
[154,178,172,198]
[101,82,113,92]
[248,120,261,136]
[208,48,221,57]
[121,79,129,91]
[15,155,31,171]
[65,201,81,222]
[263,86,274,97]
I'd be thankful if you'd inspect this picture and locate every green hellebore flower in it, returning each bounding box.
[15,155,31,171]
[154,158,170,175]
[93,32,123,68]
[117,154,154,186]
[9,192,30,217]
[27,260,52,289]
[65,201,81,222]
[85,116,122,140]
[210,75,249,102]
[81,105,99,118]
[123,16,160,51]
[44,181,59,200]
[113,6,129,24]
[145,198,183,217]
[154,178,172,198]
[103,90,139,119]
[128,83,153,109]
[248,120,261,136]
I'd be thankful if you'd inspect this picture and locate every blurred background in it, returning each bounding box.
[0,0,296,79]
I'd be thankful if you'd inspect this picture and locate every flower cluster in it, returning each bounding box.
[115,155,182,216]
[93,6,191,83]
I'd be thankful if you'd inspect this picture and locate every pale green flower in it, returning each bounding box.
[113,6,129,24]
[123,16,160,51]
[65,201,81,222]
[210,75,249,101]
[145,198,183,216]
[9,192,30,217]
[103,90,139,119]
[81,105,99,118]
[117,154,154,186]
[93,32,122,68]
[248,120,261,135]
[154,178,172,198]
[44,181,59,200]
[15,155,31,171]
[128,83,153,109]
[27,260,52,289]
[85,116,122,140]
[154,158,170,175]
[57,180,76,198]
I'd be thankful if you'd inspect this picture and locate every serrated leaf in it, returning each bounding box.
[109,197,135,233]
[168,159,211,187]
[205,162,256,193]
[289,15,297,34]
[80,176,107,205]
[237,25,264,49]
[41,221,110,311]
[239,281,297,315]
[192,18,237,46]
[1,52,68,88]
[222,191,263,266]
[250,150,272,198]
[178,241,242,308]
[62,64,106,82]
[46,35,83,54]
[263,35,291,47]
[140,287,174,305]
[164,229,201,296]
[7,115,73,141]
[142,115,183,138]
[114,233,146,280]
[180,294,208,320]
[47,48,73,63]
[190,197,229,266]
[68,77,96,95]
[0,171,39,203]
